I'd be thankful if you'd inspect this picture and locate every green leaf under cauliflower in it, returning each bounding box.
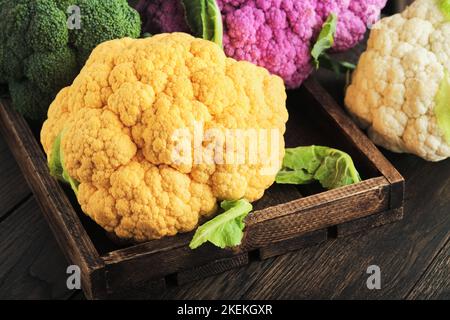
[438,0,450,21]
[311,13,338,69]
[182,0,223,47]
[435,70,450,144]
[49,131,79,195]
[276,146,361,190]
[189,199,252,249]
[319,53,356,75]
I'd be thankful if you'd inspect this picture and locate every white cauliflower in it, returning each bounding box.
[345,0,450,161]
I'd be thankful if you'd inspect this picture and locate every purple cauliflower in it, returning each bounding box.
[136,0,387,88]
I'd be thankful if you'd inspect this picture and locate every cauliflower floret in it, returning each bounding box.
[345,0,450,161]
[136,0,387,88]
[41,33,288,242]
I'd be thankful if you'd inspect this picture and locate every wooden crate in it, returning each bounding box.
[0,78,404,299]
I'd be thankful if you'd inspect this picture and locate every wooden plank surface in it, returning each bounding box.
[0,198,73,299]
[160,256,277,300]
[406,238,450,300]
[0,135,30,219]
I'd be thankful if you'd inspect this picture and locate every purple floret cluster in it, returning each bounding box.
[136,0,387,88]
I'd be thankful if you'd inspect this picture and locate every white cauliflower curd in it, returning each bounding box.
[345,0,450,161]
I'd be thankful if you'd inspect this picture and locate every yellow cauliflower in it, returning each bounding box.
[41,33,288,242]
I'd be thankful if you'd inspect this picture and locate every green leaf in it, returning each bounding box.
[311,13,338,69]
[49,132,64,181]
[49,131,79,195]
[319,53,356,75]
[435,70,450,144]
[189,199,252,250]
[181,0,223,47]
[276,146,361,190]
[438,0,450,21]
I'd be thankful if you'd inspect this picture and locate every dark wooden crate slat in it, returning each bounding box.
[246,176,388,225]
[103,232,193,261]
[0,198,72,299]
[105,277,166,300]
[257,206,404,257]
[176,253,249,286]
[243,178,390,249]
[258,229,328,260]
[335,207,404,238]
[103,243,246,292]
[0,101,105,300]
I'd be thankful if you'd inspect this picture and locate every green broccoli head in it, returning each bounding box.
[71,0,142,63]
[0,2,32,81]
[27,0,69,52]
[25,48,79,94]
[8,80,52,121]
[0,0,141,120]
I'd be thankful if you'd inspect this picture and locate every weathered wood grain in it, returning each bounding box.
[0,134,30,219]
[176,253,249,286]
[406,239,450,300]
[258,229,328,260]
[103,243,244,295]
[106,278,166,300]
[335,208,404,238]
[241,177,391,250]
[160,257,276,300]
[0,198,73,299]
